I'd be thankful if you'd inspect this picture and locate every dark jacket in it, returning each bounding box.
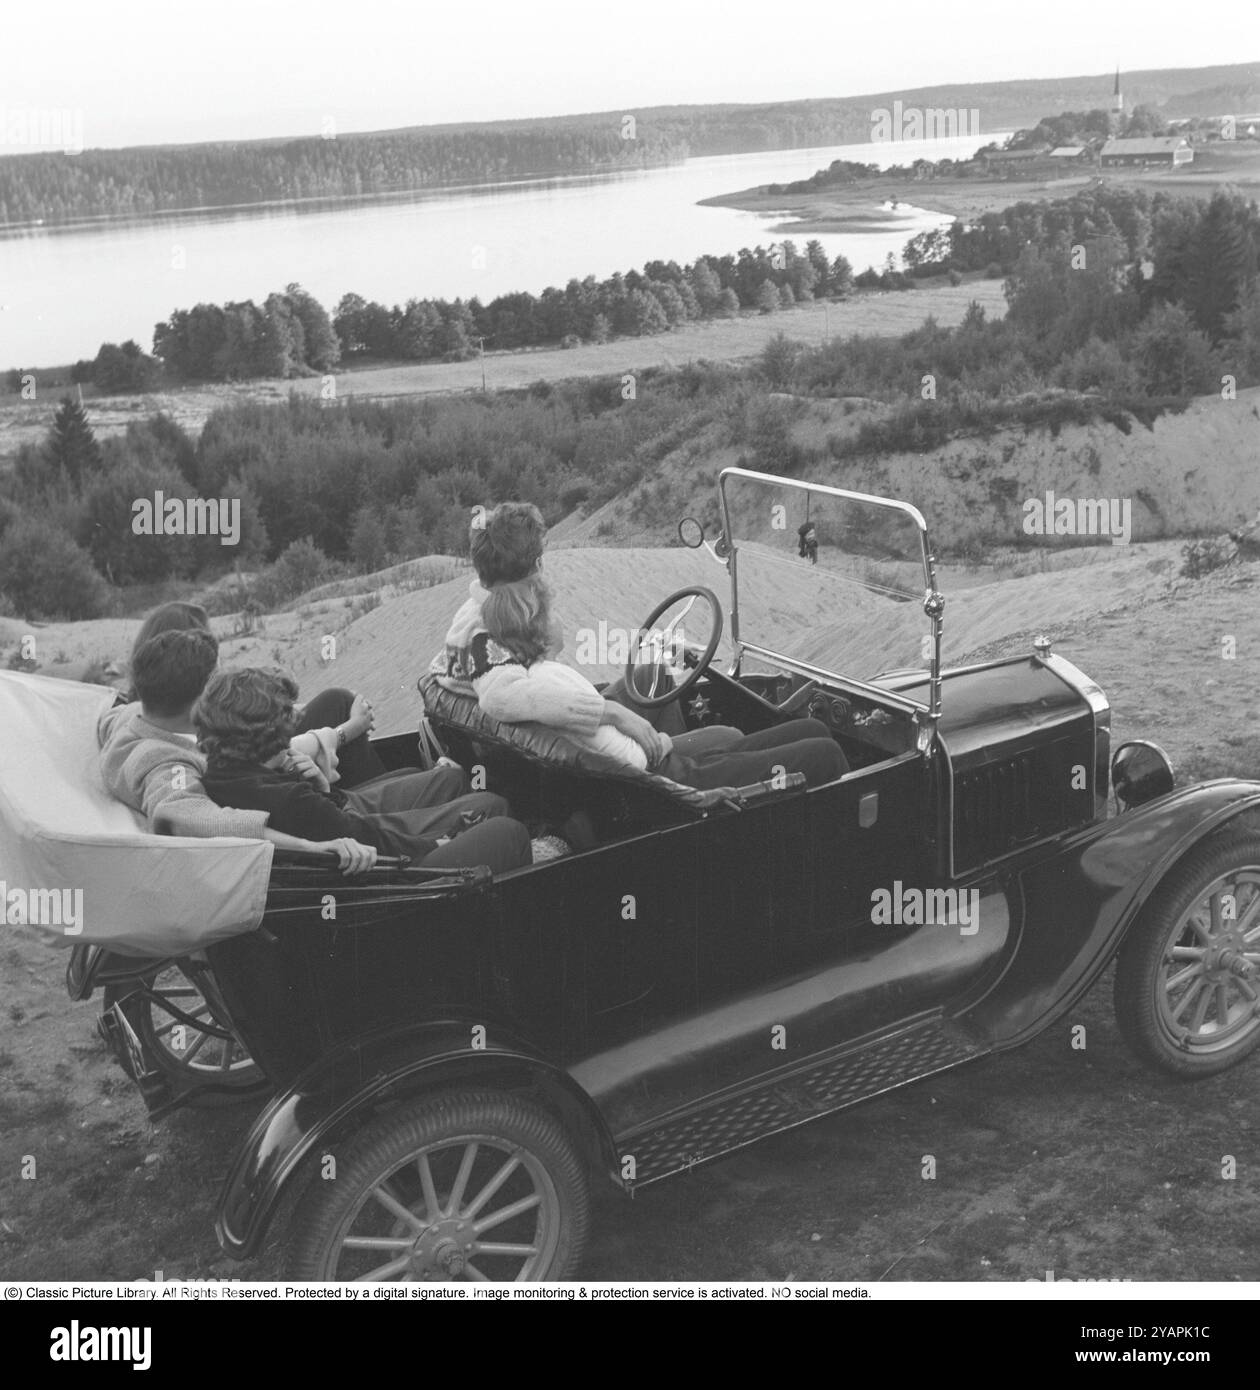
[203,758,383,848]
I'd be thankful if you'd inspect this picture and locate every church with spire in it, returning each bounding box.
[1110,68,1124,131]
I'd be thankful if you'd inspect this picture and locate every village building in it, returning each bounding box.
[1099,136,1194,168]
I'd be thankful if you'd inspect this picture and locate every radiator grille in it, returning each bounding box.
[952,737,1088,873]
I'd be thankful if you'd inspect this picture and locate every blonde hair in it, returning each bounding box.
[482,574,556,665]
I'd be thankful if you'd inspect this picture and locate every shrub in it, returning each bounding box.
[251,537,346,609]
[1180,535,1236,579]
[759,333,803,390]
[560,333,582,349]
[0,518,106,619]
[1130,303,1220,396]
[77,460,192,585]
[948,269,963,287]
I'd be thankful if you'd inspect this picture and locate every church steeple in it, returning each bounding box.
[1109,66,1124,133]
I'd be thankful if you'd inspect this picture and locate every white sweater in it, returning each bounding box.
[471,641,648,770]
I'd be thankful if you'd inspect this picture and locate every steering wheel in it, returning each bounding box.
[622,586,723,709]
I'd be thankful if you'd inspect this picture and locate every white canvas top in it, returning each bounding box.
[0,670,272,956]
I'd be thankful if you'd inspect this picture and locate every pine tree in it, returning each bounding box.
[45,395,102,490]
[1186,194,1251,342]
[756,280,781,314]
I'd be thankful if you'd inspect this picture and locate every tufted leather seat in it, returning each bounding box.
[417,673,718,812]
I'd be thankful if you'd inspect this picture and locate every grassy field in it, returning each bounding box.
[0,279,1008,464]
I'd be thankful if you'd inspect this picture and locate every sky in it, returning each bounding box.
[1,0,1256,152]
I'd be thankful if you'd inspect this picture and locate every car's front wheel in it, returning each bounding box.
[1114,829,1260,1078]
[285,1091,591,1282]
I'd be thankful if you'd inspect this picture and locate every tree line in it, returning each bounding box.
[7,242,856,390]
[0,125,688,225]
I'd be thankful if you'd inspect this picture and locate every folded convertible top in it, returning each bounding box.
[0,671,272,956]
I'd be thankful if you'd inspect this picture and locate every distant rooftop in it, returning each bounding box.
[1049,146,1086,156]
[984,145,1049,160]
[1100,136,1190,155]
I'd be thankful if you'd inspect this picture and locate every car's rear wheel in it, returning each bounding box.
[285,1091,590,1282]
[105,961,268,1107]
[1114,830,1260,1078]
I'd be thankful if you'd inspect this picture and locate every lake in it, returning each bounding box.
[0,132,997,367]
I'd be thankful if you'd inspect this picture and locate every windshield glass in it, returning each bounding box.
[719,469,936,692]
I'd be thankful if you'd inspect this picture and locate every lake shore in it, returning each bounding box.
[700,142,1260,234]
[0,279,1008,461]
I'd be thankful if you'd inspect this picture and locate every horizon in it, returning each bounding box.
[1,0,1256,154]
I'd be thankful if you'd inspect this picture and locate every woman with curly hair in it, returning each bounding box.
[196,668,531,874]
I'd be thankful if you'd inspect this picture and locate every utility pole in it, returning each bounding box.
[475,336,487,392]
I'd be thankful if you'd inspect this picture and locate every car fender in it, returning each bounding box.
[959,778,1260,1048]
[215,1018,619,1260]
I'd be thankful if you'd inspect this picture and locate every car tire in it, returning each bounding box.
[285,1090,591,1282]
[1114,829,1260,1078]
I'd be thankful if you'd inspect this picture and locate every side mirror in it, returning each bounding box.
[677,517,705,549]
[1111,740,1174,811]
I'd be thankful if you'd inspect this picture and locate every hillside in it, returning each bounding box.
[560,386,1260,555]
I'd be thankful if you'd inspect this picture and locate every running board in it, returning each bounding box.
[619,1015,985,1186]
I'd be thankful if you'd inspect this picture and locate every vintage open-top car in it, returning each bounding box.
[10,466,1260,1283]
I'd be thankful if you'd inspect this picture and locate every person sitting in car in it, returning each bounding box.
[100,626,376,873]
[101,608,508,873]
[474,574,848,791]
[196,667,531,875]
[431,500,740,758]
[122,600,391,788]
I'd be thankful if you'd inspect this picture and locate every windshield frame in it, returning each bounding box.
[717,466,943,721]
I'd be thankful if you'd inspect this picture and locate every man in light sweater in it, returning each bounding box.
[100,628,381,872]
[101,629,509,873]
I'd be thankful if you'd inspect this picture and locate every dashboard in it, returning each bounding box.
[688,667,917,767]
